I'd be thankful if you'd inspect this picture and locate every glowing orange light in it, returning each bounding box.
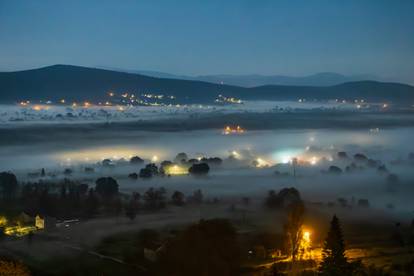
[223,125,245,135]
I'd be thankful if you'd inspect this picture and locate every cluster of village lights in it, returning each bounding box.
[223,125,245,135]
[215,94,243,104]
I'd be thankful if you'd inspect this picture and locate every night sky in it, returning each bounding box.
[1,0,413,84]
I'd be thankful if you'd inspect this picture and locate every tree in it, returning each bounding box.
[188,189,203,204]
[0,172,18,200]
[63,168,73,175]
[266,187,302,209]
[77,184,89,197]
[284,201,305,263]
[146,163,159,175]
[95,177,118,198]
[102,159,113,167]
[278,188,301,207]
[318,215,351,276]
[0,227,5,243]
[143,187,166,210]
[60,185,67,199]
[125,201,137,221]
[112,197,123,217]
[386,173,399,192]
[353,153,368,162]
[171,191,185,206]
[189,163,210,175]
[84,189,99,218]
[328,166,342,174]
[139,168,152,178]
[174,152,188,163]
[130,156,144,164]
[128,172,138,179]
[139,164,159,178]
[242,197,250,206]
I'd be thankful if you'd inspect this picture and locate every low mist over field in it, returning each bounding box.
[2,1,414,275]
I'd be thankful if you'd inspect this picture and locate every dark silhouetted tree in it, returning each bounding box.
[95,177,118,198]
[139,163,159,178]
[143,187,166,210]
[125,201,137,221]
[386,173,399,192]
[77,184,89,197]
[353,153,368,162]
[63,168,73,175]
[188,189,203,204]
[0,172,18,200]
[189,163,210,175]
[328,166,342,174]
[128,172,138,179]
[84,189,99,218]
[171,191,185,206]
[266,187,301,209]
[318,215,351,276]
[130,156,144,164]
[174,152,188,163]
[139,168,152,178]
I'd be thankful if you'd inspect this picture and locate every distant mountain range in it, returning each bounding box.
[0,64,413,104]
[99,66,380,87]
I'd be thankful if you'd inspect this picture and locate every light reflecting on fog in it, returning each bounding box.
[0,127,411,171]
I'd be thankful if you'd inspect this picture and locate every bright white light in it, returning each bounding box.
[282,156,292,164]
[231,151,240,158]
[255,158,270,167]
[272,149,303,164]
[151,155,158,162]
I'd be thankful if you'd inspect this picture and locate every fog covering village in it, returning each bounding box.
[1,92,414,276]
[2,1,414,276]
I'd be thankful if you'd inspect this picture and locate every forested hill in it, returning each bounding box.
[1,65,413,104]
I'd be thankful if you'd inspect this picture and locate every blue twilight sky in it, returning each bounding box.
[0,0,413,83]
